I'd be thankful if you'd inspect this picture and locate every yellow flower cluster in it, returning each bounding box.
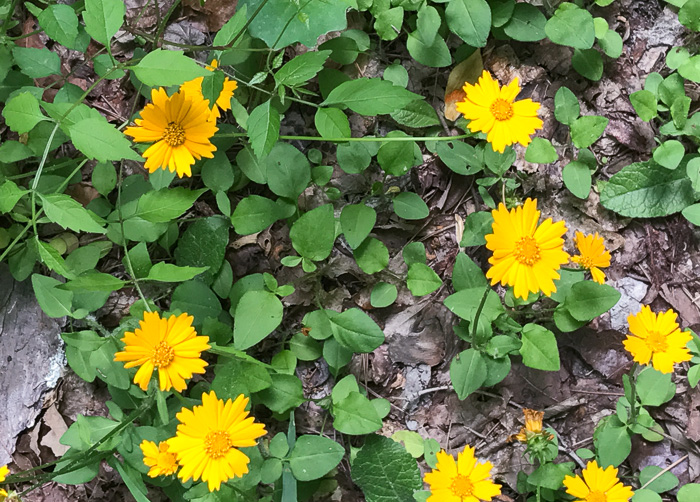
[485,198,612,300]
[125,59,236,177]
[0,464,8,500]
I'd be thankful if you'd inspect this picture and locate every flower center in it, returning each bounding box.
[204,430,232,459]
[514,236,541,266]
[578,256,595,270]
[586,491,608,502]
[645,331,668,353]
[490,98,514,121]
[152,341,175,368]
[450,474,474,497]
[162,121,186,147]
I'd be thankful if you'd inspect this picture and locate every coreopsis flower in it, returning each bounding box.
[424,445,501,502]
[140,440,179,478]
[571,232,611,284]
[485,198,569,300]
[167,391,267,492]
[114,312,210,392]
[0,464,7,499]
[180,59,238,120]
[507,408,551,443]
[564,460,634,502]
[456,70,543,153]
[623,306,692,374]
[124,88,218,177]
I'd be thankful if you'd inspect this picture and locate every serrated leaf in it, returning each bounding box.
[275,50,332,86]
[248,101,280,159]
[83,0,125,46]
[145,263,208,282]
[69,118,141,162]
[3,92,48,134]
[39,194,106,234]
[39,4,79,48]
[321,78,422,115]
[135,188,206,222]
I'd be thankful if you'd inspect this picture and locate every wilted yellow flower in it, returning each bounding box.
[124,88,217,177]
[140,440,179,478]
[456,70,543,153]
[564,460,634,502]
[424,445,501,502]
[114,311,210,392]
[571,232,611,284]
[508,408,552,443]
[485,198,569,300]
[623,306,692,374]
[168,391,267,492]
[180,59,238,120]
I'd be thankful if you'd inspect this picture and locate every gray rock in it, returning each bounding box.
[608,277,648,330]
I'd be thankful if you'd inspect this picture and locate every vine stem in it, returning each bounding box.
[628,362,639,424]
[215,132,473,143]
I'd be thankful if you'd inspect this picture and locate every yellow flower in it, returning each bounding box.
[114,311,210,392]
[623,306,692,374]
[0,464,8,500]
[485,198,569,300]
[124,88,218,178]
[140,440,179,477]
[180,59,238,120]
[424,445,501,502]
[563,460,634,502]
[571,232,611,284]
[456,70,543,153]
[508,408,551,443]
[167,391,267,492]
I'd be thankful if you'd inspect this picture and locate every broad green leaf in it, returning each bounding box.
[554,86,580,125]
[678,484,700,502]
[636,368,675,407]
[315,107,351,139]
[354,238,389,274]
[170,280,222,325]
[236,146,267,184]
[83,0,125,46]
[371,282,398,308]
[450,349,488,399]
[288,436,344,481]
[563,281,620,321]
[340,203,376,249]
[599,30,623,58]
[3,91,47,133]
[445,0,492,48]
[330,308,385,353]
[503,4,547,42]
[679,55,700,83]
[460,212,494,247]
[572,48,604,81]
[233,290,283,350]
[594,417,631,467]
[403,242,426,266]
[0,140,34,162]
[352,435,421,502]
[682,203,700,226]
[679,0,700,31]
[390,100,441,128]
[562,161,592,199]
[32,274,73,318]
[256,373,304,414]
[319,36,359,65]
[570,116,608,148]
[38,5,80,48]
[145,263,208,282]
[135,188,205,222]
[289,204,336,261]
[406,263,441,296]
[174,216,229,285]
[452,253,487,291]
[12,47,61,78]
[275,50,332,86]
[437,141,483,175]
[525,137,557,163]
[393,192,429,220]
[545,4,595,49]
[37,241,75,279]
[630,90,658,121]
[212,5,247,46]
[61,271,125,292]
[374,7,404,41]
[600,159,698,217]
[377,132,418,176]
[520,324,560,371]
[333,393,382,435]
[265,143,311,200]
[321,78,422,115]
[69,118,141,162]
[132,49,210,87]
[391,430,425,458]
[231,195,286,235]
[39,194,106,234]
[416,6,441,46]
[0,180,29,213]
[248,101,280,159]
[406,32,452,68]
[652,140,685,170]
[337,141,373,173]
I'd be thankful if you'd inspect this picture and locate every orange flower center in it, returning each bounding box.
[152,341,175,368]
[162,121,186,147]
[204,430,232,459]
[645,331,668,353]
[450,474,474,497]
[514,236,541,266]
[586,491,608,502]
[577,255,595,270]
[490,98,514,121]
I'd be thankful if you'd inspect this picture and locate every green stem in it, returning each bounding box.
[214,132,472,143]
[30,122,61,236]
[628,363,639,424]
[471,285,491,344]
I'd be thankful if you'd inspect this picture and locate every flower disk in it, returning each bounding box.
[571,231,611,284]
[167,391,267,492]
[114,311,210,392]
[623,305,692,374]
[180,59,238,120]
[563,460,634,502]
[456,70,543,153]
[485,198,569,300]
[124,88,218,177]
[424,445,501,502]
[141,440,179,478]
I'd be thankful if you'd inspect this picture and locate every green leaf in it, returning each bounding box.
[390,100,441,128]
[212,357,272,400]
[289,204,336,261]
[371,282,398,308]
[406,263,441,296]
[174,216,229,285]
[525,137,557,163]
[145,263,208,282]
[212,4,247,46]
[37,241,74,279]
[288,436,344,481]
[678,484,700,502]
[3,91,47,133]
[0,180,29,213]
[632,489,663,502]
[679,55,700,83]
[12,46,61,78]
[38,5,80,48]
[554,86,580,125]
[594,417,631,467]
[61,270,125,292]
[337,141,372,173]
[415,6,441,46]
[0,140,34,163]
[256,373,304,414]
[132,49,210,87]
[330,308,385,353]
[600,159,698,218]
[545,4,595,49]
[354,237,389,274]
[265,143,311,200]
[630,90,658,121]
[69,117,141,162]
[503,4,547,42]
[171,280,222,325]
[682,203,700,226]
[248,101,280,159]
[652,140,685,170]
[444,289,504,335]
[92,162,117,196]
[321,78,422,116]
[231,195,286,235]
[572,48,604,81]
[377,132,418,176]
[32,274,73,318]
[520,324,560,371]
[452,253,488,290]
[460,212,493,247]
[135,188,205,222]
[232,290,283,350]
[570,116,608,148]
[333,392,383,435]
[340,204,376,249]
[39,194,106,234]
[564,281,621,321]
[393,192,429,220]
[83,0,124,46]
[352,434,422,502]
[599,30,623,58]
[392,430,425,458]
[315,107,352,139]
[374,7,404,41]
[636,367,675,407]
[275,50,332,86]
[319,36,359,65]
[406,32,452,68]
[679,0,700,31]
[562,161,592,199]
[445,0,492,48]
[450,349,488,399]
